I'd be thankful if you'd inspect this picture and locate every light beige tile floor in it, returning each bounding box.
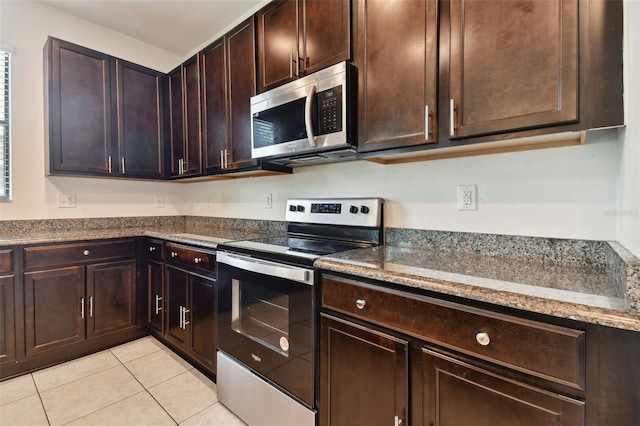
[0,336,246,426]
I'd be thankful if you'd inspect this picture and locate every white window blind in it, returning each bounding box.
[0,50,10,201]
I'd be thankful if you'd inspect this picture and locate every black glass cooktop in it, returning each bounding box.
[218,235,368,266]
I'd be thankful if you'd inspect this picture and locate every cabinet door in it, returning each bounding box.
[165,265,188,348]
[24,267,85,356]
[187,274,216,373]
[355,0,438,153]
[422,348,584,426]
[319,314,409,426]
[301,0,350,76]
[257,0,299,92]
[168,66,185,177]
[115,60,164,178]
[0,275,16,364]
[46,38,112,175]
[447,0,578,139]
[148,260,165,333]
[201,40,228,174]
[183,55,202,176]
[86,260,136,338]
[226,19,259,169]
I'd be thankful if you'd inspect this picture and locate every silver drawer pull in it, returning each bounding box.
[355,299,366,310]
[83,250,90,256]
[194,257,202,264]
[475,332,491,346]
[183,308,190,327]
[395,415,403,426]
[149,246,156,252]
[171,252,178,258]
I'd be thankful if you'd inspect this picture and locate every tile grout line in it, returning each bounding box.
[113,347,180,425]
[31,373,53,426]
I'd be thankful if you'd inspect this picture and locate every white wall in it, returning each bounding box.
[0,0,185,220]
[1,0,638,258]
[618,0,640,257]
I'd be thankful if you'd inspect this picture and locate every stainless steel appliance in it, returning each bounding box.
[216,198,383,426]
[250,62,356,166]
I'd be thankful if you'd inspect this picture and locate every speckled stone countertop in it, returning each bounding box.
[0,216,286,249]
[316,230,640,332]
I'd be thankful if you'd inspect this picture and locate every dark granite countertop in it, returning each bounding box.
[315,244,640,331]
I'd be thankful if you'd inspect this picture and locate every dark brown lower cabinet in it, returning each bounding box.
[23,260,136,357]
[0,275,16,365]
[165,264,216,374]
[320,313,408,426]
[422,348,584,426]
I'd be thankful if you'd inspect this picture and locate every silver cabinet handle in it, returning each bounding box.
[171,252,178,258]
[475,331,491,346]
[89,296,93,317]
[149,246,156,252]
[355,299,366,310]
[220,150,224,169]
[194,257,202,264]
[182,160,187,173]
[108,156,112,174]
[224,149,229,169]
[155,295,163,314]
[121,157,125,174]
[179,306,183,329]
[394,415,403,426]
[178,158,183,175]
[449,98,455,137]
[183,308,190,327]
[424,105,430,139]
[290,52,294,78]
[83,250,90,256]
[81,297,85,319]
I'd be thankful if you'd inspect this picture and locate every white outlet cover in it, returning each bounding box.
[457,185,477,211]
[265,193,273,209]
[155,195,164,208]
[57,193,76,208]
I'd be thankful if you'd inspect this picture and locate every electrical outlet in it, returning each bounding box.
[265,193,273,209]
[457,185,477,211]
[207,194,214,207]
[154,195,164,208]
[57,193,76,208]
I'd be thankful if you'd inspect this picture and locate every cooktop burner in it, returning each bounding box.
[217,198,384,267]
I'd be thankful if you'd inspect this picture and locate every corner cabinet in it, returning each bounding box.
[319,274,640,426]
[256,0,351,93]
[168,56,202,179]
[45,37,165,179]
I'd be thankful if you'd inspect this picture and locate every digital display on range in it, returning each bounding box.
[311,203,342,214]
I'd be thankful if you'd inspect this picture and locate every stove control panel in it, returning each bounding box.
[286,198,383,227]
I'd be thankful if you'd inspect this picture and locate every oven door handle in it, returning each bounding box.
[217,252,314,285]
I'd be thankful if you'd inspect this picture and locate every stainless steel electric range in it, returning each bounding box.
[216,198,384,426]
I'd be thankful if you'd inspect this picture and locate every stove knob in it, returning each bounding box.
[289,205,297,212]
[361,205,370,214]
[297,205,305,212]
[349,205,359,214]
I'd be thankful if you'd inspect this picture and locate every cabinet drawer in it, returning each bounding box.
[322,276,585,389]
[0,249,13,273]
[166,243,216,274]
[145,239,164,260]
[24,239,136,270]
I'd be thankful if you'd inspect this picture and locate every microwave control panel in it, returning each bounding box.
[317,86,342,135]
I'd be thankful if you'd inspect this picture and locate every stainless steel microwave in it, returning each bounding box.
[250,62,356,166]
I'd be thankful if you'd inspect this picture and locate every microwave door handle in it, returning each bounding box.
[305,85,318,147]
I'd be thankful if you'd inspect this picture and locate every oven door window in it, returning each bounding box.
[231,278,291,356]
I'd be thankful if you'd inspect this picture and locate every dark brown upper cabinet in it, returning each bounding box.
[201,18,291,176]
[358,0,623,161]
[446,0,578,140]
[168,55,203,179]
[256,0,351,93]
[45,37,165,179]
[354,0,438,153]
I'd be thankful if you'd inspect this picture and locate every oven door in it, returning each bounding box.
[217,251,316,408]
